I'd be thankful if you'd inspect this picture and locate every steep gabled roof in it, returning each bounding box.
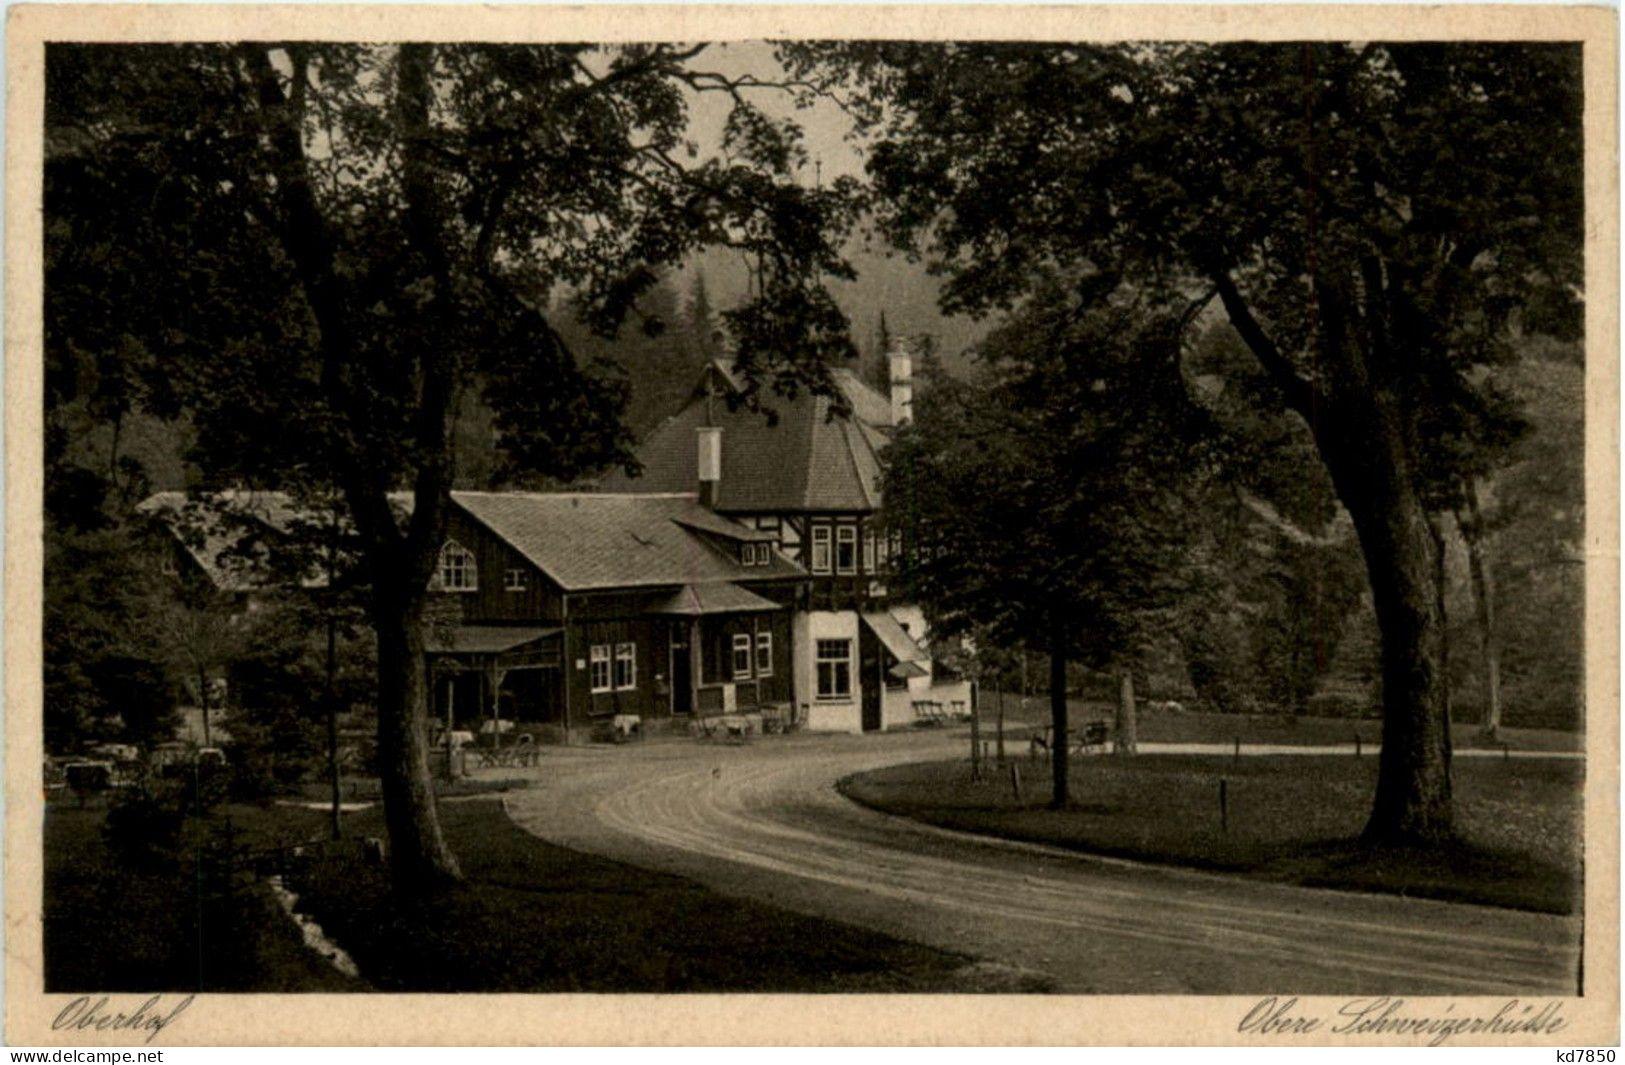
[143,489,802,597]
[449,491,804,592]
[139,490,329,591]
[602,363,894,514]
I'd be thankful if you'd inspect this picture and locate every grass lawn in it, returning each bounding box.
[288,797,1025,992]
[291,774,526,804]
[841,754,1582,914]
[44,800,368,992]
[967,699,1581,753]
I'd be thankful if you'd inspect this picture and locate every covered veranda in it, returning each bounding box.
[425,625,563,761]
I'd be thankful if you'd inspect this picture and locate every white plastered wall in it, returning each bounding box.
[799,609,863,733]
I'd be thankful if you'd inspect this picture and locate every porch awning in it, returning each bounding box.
[888,659,929,680]
[423,625,560,655]
[652,582,780,617]
[862,611,930,666]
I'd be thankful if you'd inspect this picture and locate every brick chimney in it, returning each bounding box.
[697,425,722,508]
[888,337,914,427]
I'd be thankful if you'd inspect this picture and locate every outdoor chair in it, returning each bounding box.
[912,700,946,726]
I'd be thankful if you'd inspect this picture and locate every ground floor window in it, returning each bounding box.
[731,633,753,679]
[755,632,773,677]
[816,639,852,700]
[590,644,611,692]
[613,642,636,690]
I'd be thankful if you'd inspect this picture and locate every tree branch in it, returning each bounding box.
[1210,270,1317,419]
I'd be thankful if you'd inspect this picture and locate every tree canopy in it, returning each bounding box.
[46,42,863,887]
[792,40,1584,843]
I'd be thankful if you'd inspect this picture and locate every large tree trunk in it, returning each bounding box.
[371,588,462,892]
[240,43,463,890]
[1048,633,1069,809]
[1115,670,1138,755]
[1217,275,1453,845]
[1352,474,1454,845]
[1458,490,1503,738]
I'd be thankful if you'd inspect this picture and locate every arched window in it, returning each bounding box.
[436,540,478,592]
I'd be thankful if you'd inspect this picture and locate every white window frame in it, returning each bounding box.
[755,632,773,678]
[816,639,852,701]
[436,540,478,592]
[835,525,858,575]
[590,644,612,693]
[504,567,528,592]
[613,642,637,691]
[731,633,753,679]
[810,525,832,574]
[862,530,877,574]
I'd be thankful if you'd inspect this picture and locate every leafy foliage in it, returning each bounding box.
[793,39,1584,843]
[886,279,1216,669]
[47,42,865,884]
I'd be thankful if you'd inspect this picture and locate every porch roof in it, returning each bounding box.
[423,625,560,656]
[651,582,781,617]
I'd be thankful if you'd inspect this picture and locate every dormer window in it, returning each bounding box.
[740,542,771,567]
[436,540,478,592]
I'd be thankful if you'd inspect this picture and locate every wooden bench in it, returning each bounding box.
[912,700,948,726]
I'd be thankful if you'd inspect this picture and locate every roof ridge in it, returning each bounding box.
[838,416,881,511]
[792,393,820,509]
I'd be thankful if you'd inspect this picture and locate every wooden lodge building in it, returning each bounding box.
[425,491,804,740]
[142,488,809,741]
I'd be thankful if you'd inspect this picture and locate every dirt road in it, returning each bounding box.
[499,731,1580,994]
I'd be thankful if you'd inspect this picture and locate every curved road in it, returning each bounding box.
[499,732,1579,994]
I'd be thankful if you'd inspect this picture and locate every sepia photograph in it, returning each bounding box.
[5,3,1617,1047]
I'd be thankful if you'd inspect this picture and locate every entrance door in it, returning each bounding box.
[670,625,693,715]
[859,625,883,731]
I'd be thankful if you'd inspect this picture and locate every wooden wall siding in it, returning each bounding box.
[565,616,672,720]
[566,589,674,619]
[696,612,793,704]
[440,507,563,622]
